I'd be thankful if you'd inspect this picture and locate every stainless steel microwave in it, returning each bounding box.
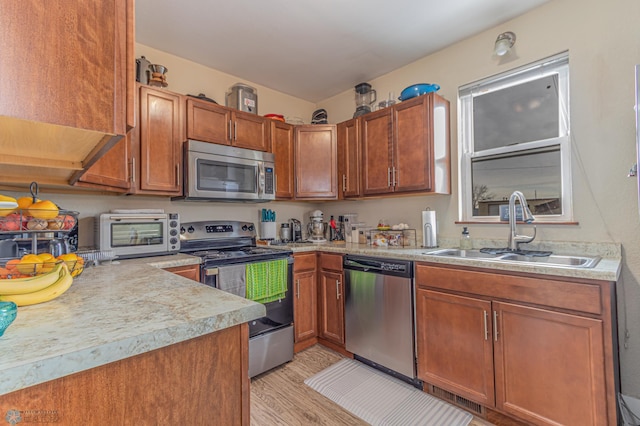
[97,213,180,259]
[178,140,275,202]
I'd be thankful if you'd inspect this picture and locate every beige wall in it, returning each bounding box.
[8,0,640,399]
[135,43,317,123]
[317,0,640,397]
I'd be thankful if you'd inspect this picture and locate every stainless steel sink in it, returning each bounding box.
[426,249,601,269]
[424,249,501,259]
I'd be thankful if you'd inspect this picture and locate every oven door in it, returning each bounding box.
[99,214,171,258]
[202,256,294,337]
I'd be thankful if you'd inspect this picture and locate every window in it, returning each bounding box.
[458,52,572,222]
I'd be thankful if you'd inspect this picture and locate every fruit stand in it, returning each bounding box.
[0,183,83,306]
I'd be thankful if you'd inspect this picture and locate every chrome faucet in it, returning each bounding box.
[507,191,536,251]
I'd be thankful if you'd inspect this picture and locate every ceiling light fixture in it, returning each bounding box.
[494,31,516,56]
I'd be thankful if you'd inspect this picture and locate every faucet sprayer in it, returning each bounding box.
[507,191,536,251]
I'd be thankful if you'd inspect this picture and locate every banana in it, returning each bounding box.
[0,264,73,306]
[0,264,64,295]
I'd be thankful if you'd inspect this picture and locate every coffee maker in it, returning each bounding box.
[307,210,327,243]
[289,218,303,242]
[353,82,377,118]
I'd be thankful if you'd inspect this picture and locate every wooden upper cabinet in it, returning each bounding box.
[233,110,270,151]
[294,125,338,199]
[337,118,361,199]
[186,99,269,151]
[393,96,433,192]
[0,0,135,187]
[361,109,393,195]
[133,86,183,195]
[361,94,450,196]
[186,99,231,145]
[0,0,131,134]
[271,120,295,199]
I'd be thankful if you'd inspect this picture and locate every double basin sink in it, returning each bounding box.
[425,249,601,269]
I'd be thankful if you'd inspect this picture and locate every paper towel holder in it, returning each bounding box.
[422,208,438,248]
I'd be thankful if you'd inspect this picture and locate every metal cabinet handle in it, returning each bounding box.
[234,121,238,141]
[336,280,341,299]
[392,166,397,187]
[296,279,300,299]
[483,310,488,341]
[228,120,233,142]
[387,167,391,187]
[342,174,347,192]
[175,164,180,187]
[493,310,499,341]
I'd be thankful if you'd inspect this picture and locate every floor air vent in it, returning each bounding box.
[428,384,484,416]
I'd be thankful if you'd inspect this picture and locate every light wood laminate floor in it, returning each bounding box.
[250,344,494,425]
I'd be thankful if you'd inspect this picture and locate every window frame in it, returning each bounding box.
[458,52,572,223]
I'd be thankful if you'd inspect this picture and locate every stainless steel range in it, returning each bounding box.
[180,220,293,377]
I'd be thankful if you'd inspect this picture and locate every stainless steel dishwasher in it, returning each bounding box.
[344,255,421,387]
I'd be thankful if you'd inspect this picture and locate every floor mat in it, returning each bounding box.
[304,358,472,426]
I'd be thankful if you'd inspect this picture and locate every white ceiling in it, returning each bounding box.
[135,0,549,103]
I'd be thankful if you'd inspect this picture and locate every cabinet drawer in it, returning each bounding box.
[293,253,316,272]
[319,253,343,271]
[415,263,602,315]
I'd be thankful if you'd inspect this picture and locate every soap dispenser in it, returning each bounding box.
[460,227,472,250]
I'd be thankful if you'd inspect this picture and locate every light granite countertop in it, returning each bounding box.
[276,240,622,282]
[0,254,264,396]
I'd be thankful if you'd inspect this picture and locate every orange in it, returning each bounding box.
[5,259,20,272]
[17,254,44,275]
[0,267,10,278]
[28,200,59,219]
[57,253,78,270]
[16,196,37,210]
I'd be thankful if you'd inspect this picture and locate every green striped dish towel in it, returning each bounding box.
[245,259,288,303]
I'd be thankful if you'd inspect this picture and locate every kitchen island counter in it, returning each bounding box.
[0,254,265,396]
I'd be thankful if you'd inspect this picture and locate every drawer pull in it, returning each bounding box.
[483,310,488,341]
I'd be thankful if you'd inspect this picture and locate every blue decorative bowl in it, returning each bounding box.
[0,301,17,337]
[399,83,441,101]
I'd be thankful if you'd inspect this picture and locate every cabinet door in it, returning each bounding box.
[337,118,361,198]
[361,109,392,195]
[137,87,182,194]
[293,270,317,343]
[493,302,607,426]
[0,0,128,135]
[77,133,130,191]
[318,269,344,346]
[186,99,231,145]
[393,95,432,193]
[294,125,337,199]
[271,121,295,199]
[233,111,270,152]
[416,289,495,406]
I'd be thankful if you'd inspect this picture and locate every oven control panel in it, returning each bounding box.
[180,221,257,242]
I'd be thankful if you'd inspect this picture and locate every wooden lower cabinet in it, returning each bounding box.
[163,264,200,282]
[318,253,344,347]
[415,263,618,426]
[0,324,250,425]
[293,253,317,352]
[416,289,495,406]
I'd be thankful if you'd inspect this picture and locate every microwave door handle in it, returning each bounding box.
[257,163,265,197]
